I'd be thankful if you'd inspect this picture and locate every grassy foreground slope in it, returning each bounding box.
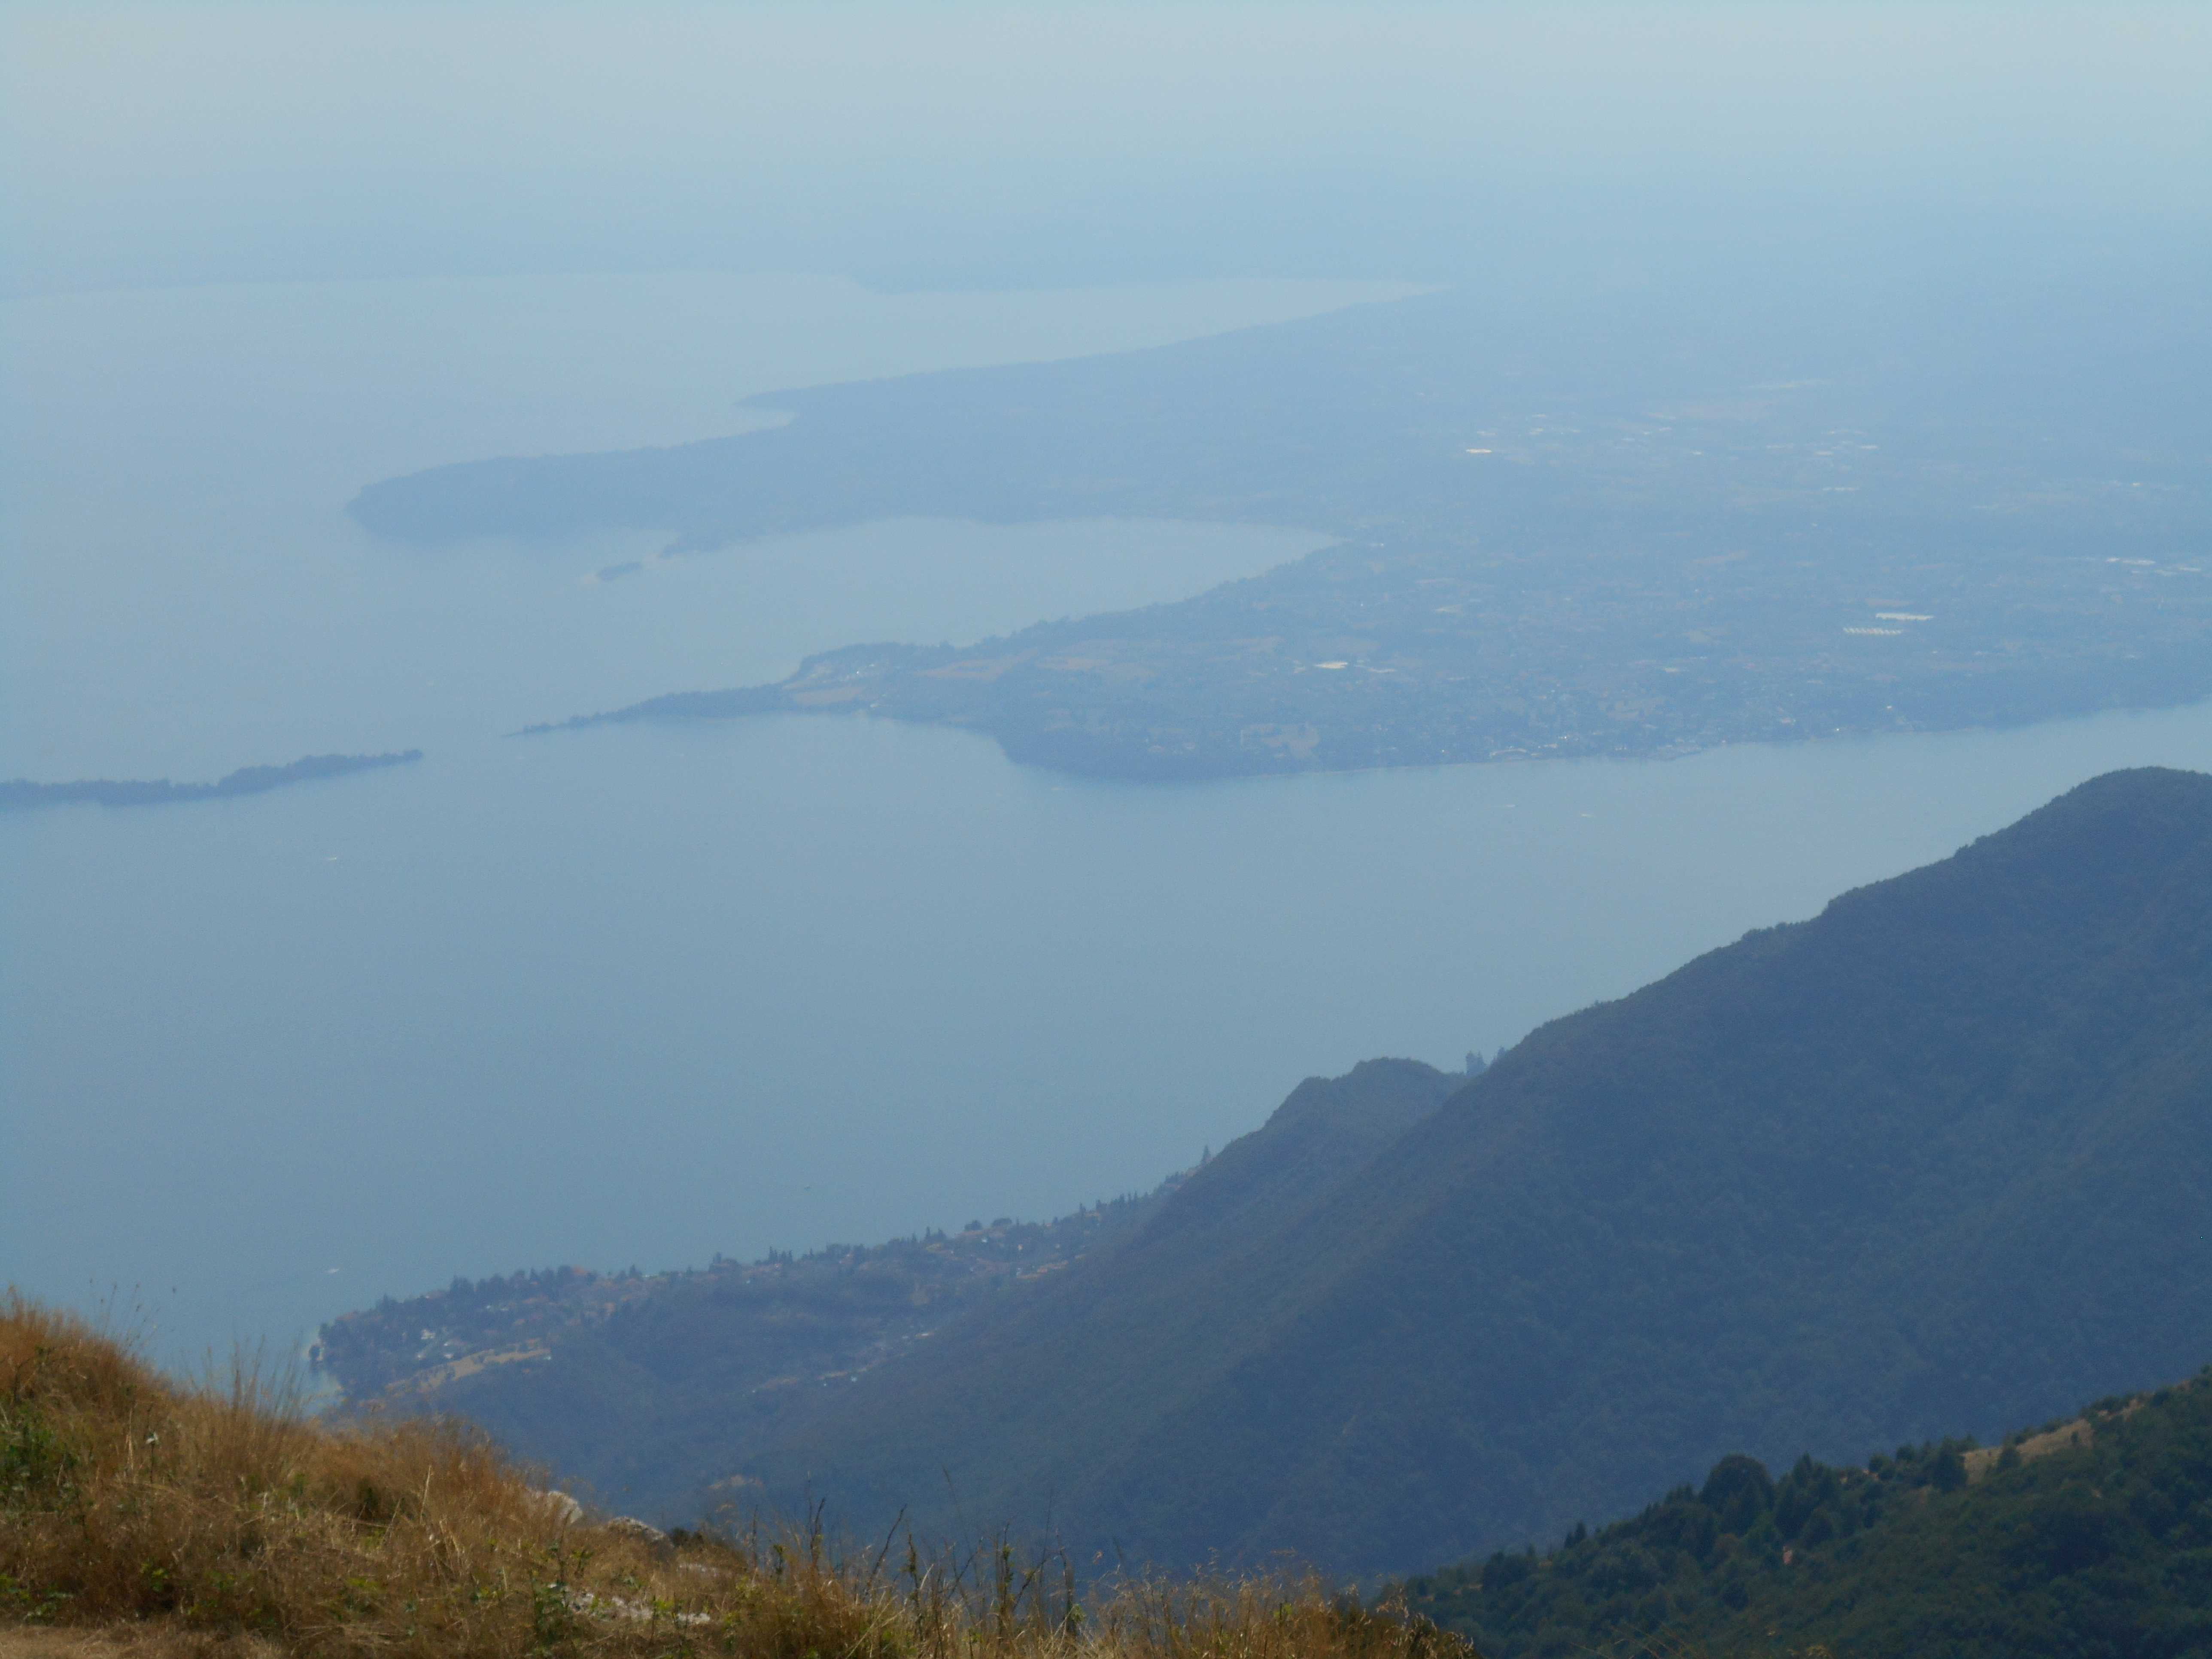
[732,768,2212,1578]
[1404,1367,2212,1659]
[0,1297,1462,1659]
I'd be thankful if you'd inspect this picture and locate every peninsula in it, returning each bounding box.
[525,538,2211,780]
[358,268,2212,781]
[0,749,423,811]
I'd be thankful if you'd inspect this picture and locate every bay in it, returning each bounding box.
[3,270,2203,1373]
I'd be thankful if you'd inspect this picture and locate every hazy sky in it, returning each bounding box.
[7,3,2209,295]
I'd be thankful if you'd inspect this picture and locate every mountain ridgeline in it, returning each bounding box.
[328,768,2212,1583]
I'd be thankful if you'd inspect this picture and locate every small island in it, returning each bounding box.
[1,749,424,811]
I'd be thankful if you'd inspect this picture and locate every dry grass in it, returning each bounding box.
[1,1296,1468,1659]
[0,1622,283,1659]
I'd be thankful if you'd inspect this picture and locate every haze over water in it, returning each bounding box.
[6,4,2210,1371]
[6,270,2211,1369]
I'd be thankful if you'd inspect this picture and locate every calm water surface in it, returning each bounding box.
[3,272,2203,1369]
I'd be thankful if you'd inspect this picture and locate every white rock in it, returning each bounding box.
[535,1489,586,1526]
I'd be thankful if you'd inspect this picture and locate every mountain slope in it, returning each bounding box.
[1403,1367,2212,1659]
[355,1057,1457,1521]
[738,768,2212,1578]
[729,1058,1462,1539]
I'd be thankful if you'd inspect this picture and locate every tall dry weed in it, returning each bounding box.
[0,1296,1471,1659]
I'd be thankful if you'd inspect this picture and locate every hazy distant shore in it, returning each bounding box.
[0,750,423,811]
[376,276,2212,785]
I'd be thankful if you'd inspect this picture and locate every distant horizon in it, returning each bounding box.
[9,3,2209,298]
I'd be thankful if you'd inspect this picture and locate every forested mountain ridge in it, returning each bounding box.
[1402,1366,2212,1659]
[728,767,2212,1577]
[322,768,2212,1584]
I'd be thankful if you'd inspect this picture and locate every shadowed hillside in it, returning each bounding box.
[324,768,2212,1585]
[721,768,2212,1577]
[325,1060,1458,1524]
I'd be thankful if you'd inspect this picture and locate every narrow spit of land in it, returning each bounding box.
[0,750,422,811]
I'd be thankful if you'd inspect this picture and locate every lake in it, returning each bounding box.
[4,270,2204,1371]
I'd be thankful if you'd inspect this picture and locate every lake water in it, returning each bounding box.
[5,270,2207,1372]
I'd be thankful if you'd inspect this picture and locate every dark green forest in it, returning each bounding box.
[1404,1370,2212,1659]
